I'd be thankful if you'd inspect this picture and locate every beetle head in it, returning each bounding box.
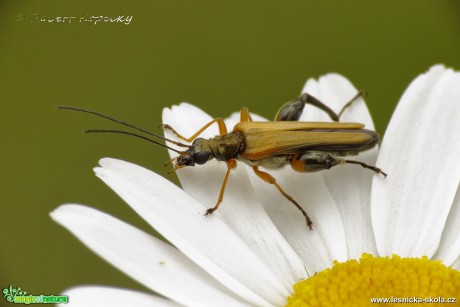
[175,138,214,168]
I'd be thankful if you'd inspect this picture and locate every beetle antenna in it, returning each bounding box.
[84,129,186,154]
[57,105,190,148]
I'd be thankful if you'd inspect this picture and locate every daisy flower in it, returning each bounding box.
[51,65,460,306]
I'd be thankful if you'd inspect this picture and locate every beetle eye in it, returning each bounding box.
[194,152,209,165]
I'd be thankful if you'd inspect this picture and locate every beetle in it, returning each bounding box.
[59,91,386,230]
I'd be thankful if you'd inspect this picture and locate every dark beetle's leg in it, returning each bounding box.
[274,91,366,122]
[345,159,387,177]
[290,151,386,177]
[290,152,344,172]
[337,91,367,119]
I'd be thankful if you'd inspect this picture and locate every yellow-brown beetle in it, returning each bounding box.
[59,91,385,230]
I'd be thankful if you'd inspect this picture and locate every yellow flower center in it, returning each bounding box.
[286,254,460,306]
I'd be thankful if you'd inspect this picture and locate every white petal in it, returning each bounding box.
[51,204,248,307]
[163,103,219,138]
[302,74,379,259]
[451,256,460,271]
[243,78,363,271]
[163,105,307,287]
[372,65,460,257]
[225,111,344,273]
[95,158,288,306]
[59,286,180,307]
[248,167,347,274]
[433,185,460,266]
[301,73,375,129]
[227,110,345,274]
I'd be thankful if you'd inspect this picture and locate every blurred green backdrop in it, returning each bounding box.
[1,0,460,297]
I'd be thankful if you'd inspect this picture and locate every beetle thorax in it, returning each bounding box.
[208,132,245,161]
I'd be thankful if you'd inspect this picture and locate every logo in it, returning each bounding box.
[2,285,68,304]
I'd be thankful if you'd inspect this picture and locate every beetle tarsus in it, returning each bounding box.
[204,208,215,217]
[306,218,313,231]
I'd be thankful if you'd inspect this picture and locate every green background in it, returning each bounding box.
[1,0,460,297]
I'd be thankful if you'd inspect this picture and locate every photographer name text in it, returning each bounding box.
[16,13,133,25]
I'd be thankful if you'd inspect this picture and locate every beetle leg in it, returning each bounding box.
[275,93,337,121]
[345,159,387,177]
[161,118,228,142]
[275,91,366,122]
[204,158,237,216]
[239,107,253,122]
[252,166,313,230]
[291,152,345,173]
[291,152,386,177]
[337,90,367,119]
